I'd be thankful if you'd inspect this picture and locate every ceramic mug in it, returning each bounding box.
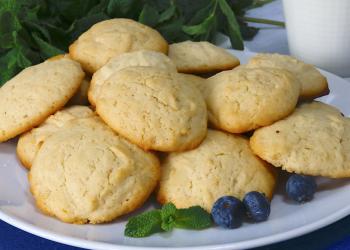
[283,0,350,77]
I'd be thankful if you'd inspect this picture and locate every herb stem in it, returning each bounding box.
[241,16,285,27]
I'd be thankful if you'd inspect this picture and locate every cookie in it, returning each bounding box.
[245,53,329,99]
[157,130,276,212]
[179,73,207,94]
[0,58,85,142]
[204,67,300,133]
[89,50,176,106]
[95,66,208,152]
[69,18,168,74]
[67,77,91,106]
[29,117,160,224]
[17,106,95,169]
[250,101,350,178]
[168,41,240,74]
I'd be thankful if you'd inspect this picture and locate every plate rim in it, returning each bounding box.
[1,202,350,250]
[1,49,350,250]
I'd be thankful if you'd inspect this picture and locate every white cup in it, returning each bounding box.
[283,0,350,77]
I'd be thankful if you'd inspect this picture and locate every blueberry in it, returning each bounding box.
[243,191,270,222]
[211,196,245,229]
[286,174,317,203]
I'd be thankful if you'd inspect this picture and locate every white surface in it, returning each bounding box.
[283,0,350,77]
[244,0,289,54]
[1,50,350,250]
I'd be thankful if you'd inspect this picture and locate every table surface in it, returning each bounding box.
[1,1,350,250]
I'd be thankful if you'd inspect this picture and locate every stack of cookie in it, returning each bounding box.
[0,18,348,224]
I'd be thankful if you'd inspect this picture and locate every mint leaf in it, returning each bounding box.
[32,33,65,59]
[107,0,139,17]
[161,203,177,231]
[124,210,162,238]
[174,206,212,230]
[182,14,215,36]
[218,0,243,50]
[138,4,159,27]
[158,4,176,23]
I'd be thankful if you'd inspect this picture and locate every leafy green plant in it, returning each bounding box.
[0,0,283,85]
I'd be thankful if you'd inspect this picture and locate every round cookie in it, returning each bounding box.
[17,106,95,169]
[204,67,301,133]
[0,58,85,142]
[89,50,176,106]
[95,66,208,152]
[157,130,276,212]
[29,117,160,224]
[245,53,329,99]
[168,41,240,74]
[69,18,168,74]
[250,101,350,178]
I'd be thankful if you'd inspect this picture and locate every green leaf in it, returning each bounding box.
[138,4,159,27]
[160,203,177,231]
[32,33,64,59]
[182,14,215,36]
[87,0,109,15]
[107,0,138,17]
[199,14,217,42]
[158,4,176,23]
[49,0,99,22]
[218,0,243,50]
[70,13,110,41]
[124,210,162,238]
[23,20,51,41]
[16,49,32,68]
[175,0,211,23]
[174,206,212,230]
[157,18,189,43]
[0,33,15,49]
[187,1,214,25]
[0,11,21,34]
[0,48,20,86]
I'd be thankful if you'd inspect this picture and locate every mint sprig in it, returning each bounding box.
[124,210,162,238]
[124,203,212,238]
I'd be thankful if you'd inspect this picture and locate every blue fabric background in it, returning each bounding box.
[1,216,350,250]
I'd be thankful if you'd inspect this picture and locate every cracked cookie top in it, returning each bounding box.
[204,67,301,133]
[157,129,276,212]
[250,101,350,178]
[29,116,160,224]
[95,66,208,152]
[17,106,95,169]
[69,18,168,73]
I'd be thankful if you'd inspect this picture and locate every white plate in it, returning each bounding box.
[1,50,350,250]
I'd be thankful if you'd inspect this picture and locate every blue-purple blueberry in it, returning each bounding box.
[211,196,245,229]
[286,174,317,203]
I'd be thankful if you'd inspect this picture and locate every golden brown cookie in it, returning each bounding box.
[204,67,301,133]
[0,58,85,142]
[69,19,168,73]
[89,50,176,106]
[95,66,208,152]
[29,117,160,224]
[168,41,240,74]
[157,130,276,212]
[250,102,350,178]
[246,53,329,99]
[17,106,94,169]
